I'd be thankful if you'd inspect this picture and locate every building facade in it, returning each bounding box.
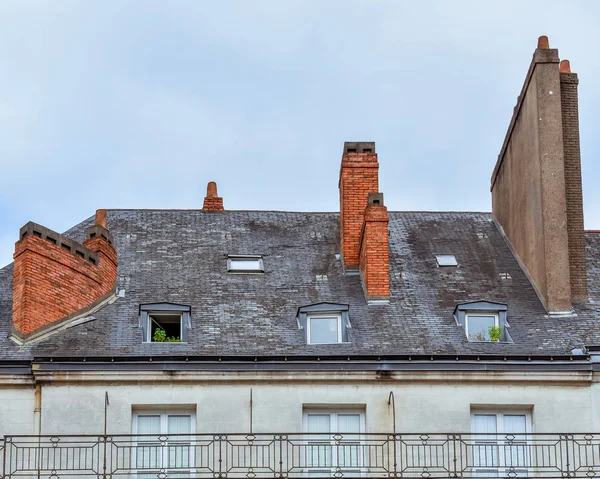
[1,36,599,478]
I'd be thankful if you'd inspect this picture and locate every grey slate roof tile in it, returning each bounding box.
[0,209,599,359]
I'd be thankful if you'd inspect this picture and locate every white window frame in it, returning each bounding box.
[227,255,264,273]
[303,408,366,476]
[465,312,499,341]
[145,312,184,343]
[132,409,196,477]
[306,314,343,345]
[471,410,532,477]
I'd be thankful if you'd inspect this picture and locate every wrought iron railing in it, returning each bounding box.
[2,433,600,478]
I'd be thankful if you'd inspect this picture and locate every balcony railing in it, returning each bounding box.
[2,433,600,478]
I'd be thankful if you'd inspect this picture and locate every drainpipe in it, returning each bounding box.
[33,383,42,435]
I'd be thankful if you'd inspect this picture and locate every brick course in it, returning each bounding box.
[359,199,390,299]
[11,218,117,337]
[339,148,379,268]
[560,71,588,302]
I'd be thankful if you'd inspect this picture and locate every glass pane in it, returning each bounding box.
[137,415,161,435]
[337,414,361,468]
[306,414,331,468]
[168,416,192,470]
[473,415,498,469]
[467,316,496,341]
[136,416,162,470]
[229,259,262,271]
[503,415,528,468]
[309,317,339,344]
[337,414,360,433]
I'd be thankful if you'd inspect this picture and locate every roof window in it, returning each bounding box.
[436,254,458,267]
[297,303,351,345]
[140,303,191,343]
[453,301,511,343]
[227,255,264,273]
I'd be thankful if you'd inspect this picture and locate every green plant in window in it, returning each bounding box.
[488,325,502,342]
[153,329,181,342]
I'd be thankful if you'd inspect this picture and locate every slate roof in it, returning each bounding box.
[0,209,599,360]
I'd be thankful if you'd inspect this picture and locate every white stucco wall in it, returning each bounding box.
[0,385,35,437]
[35,378,595,436]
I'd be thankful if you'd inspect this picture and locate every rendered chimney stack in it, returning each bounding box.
[338,142,379,271]
[490,36,587,313]
[203,181,224,211]
[359,193,390,300]
[11,210,118,340]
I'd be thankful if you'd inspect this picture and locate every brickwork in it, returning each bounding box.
[339,145,379,268]
[560,71,588,302]
[359,194,390,299]
[11,219,117,337]
[203,181,224,211]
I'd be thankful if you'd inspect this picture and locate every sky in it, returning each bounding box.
[1,0,599,268]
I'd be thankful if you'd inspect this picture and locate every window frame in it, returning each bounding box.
[465,312,499,342]
[302,408,366,475]
[227,255,264,273]
[453,301,511,343]
[139,303,191,344]
[470,409,532,476]
[297,303,351,345]
[132,409,196,477]
[306,314,343,345]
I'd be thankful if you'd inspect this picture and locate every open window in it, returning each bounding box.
[140,303,191,343]
[454,301,511,343]
[297,303,351,345]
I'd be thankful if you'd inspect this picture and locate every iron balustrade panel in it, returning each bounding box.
[3,433,600,478]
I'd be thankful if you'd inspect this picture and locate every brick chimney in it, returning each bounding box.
[491,36,587,313]
[339,142,379,271]
[359,193,390,300]
[11,209,118,340]
[203,181,224,211]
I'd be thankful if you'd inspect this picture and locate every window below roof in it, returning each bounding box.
[454,301,512,343]
[307,315,342,344]
[465,313,498,341]
[227,255,264,273]
[297,303,351,345]
[436,254,458,267]
[140,303,191,343]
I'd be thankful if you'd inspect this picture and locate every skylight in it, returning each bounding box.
[227,255,264,273]
[436,254,458,267]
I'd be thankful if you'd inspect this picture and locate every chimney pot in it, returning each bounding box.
[537,35,549,49]
[203,181,224,211]
[207,181,218,198]
[95,209,107,229]
[560,59,571,73]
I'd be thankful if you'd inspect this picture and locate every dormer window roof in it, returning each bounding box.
[453,301,511,343]
[296,303,351,345]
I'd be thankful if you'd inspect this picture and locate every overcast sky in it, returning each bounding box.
[1,0,599,267]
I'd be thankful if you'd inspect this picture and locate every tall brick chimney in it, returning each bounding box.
[203,181,224,211]
[339,142,379,271]
[11,209,118,340]
[491,36,587,313]
[359,193,390,300]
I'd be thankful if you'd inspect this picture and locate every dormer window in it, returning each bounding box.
[454,301,511,343]
[297,303,351,345]
[307,315,342,344]
[436,254,458,267]
[140,303,191,343]
[227,255,264,273]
